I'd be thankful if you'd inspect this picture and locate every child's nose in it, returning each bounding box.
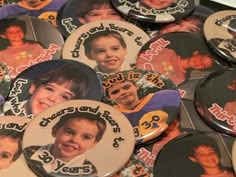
[48,93,58,102]
[106,50,114,57]
[70,135,81,144]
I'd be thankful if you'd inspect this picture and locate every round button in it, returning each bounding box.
[3,60,103,118]
[102,69,181,145]
[22,100,135,177]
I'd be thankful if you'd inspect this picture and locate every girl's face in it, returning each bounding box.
[0,136,19,170]
[28,82,75,115]
[78,3,124,24]
[4,26,24,43]
[88,36,127,74]
[52,118,98,162]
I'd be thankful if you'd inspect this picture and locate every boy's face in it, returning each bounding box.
[3,26,24,43]
[0,136,19,170]
[87,36,127,74]
[140,0,173,9]
[188,54,213,70]
[52,118,98,162]
[189,145,220,169]
[107,81,139,108]
[28,82,75,115]
[78,3,123,24]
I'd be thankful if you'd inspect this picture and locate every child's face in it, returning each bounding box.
[140,0,173,9]
[28,82,75,115]
[3,26,24,43]
[188,54,213,70]
[0,136,19,170]
[52,118,98,162]
[108,81,139,108]
[78,3,123,24]
[88,36,127,73]
[189,145,220,169]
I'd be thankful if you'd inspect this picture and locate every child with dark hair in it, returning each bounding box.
[23,111,107,177]
[76,0,124,25]
[0,128,23,170]
[83,29,130,74]
[188,136,235,177]
[0,18,45,78]
[4,63,89,117]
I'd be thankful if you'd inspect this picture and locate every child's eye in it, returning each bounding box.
[95,49,105,54]
[61,94,72,101]
[64,129,75,135]
[110,89,120,95]
[82,134,93,141]
[111,46,121,51]
[109,11,120,16]
[0,153,11,159]
[123,84,131,90]
[44,86,54,92]
[88,12,100,17]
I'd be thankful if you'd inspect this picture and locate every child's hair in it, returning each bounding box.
[33,64,89,99]
[0,18,26,35]
[188,135,221,159]
[83,29,127,58]
[76,0,112,18]
[105,79,137,98]
[0,128,23,162]
[53,111,107,142]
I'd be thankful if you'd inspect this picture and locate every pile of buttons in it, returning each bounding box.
[0,0,235,176]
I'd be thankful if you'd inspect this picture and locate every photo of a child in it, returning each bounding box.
[153,132,235,177]
[23,111,106,177]
[0,117,29,171]
[83,28,131,74]
[188,136,235,177]
[0,18,45,79]
[3,60,103,118]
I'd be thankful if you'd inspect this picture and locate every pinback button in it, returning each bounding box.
[0,15,64,79]
[0,61,11,105]
[0,116,32,176]
[194,68,236,136]
[110,0,195,23]
[153,132,235,177]
[102,69,181,145]
[3,60,103,119]
[62,20,150,79]
[136,32,228,87]
[22,100,135,177]
[204,10,236,64]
